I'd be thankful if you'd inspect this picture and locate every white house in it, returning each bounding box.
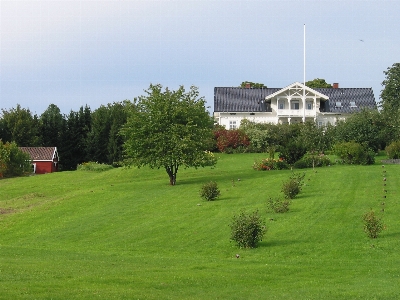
[214,82,377,129]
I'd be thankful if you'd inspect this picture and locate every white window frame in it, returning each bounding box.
[278,101,285,110]
[229,120,237,130]
[306,102,313,110]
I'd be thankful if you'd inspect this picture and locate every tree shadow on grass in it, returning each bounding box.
[381,231,400,239]
[258,239,299,248]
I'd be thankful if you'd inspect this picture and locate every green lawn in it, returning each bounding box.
[0,153,399,299]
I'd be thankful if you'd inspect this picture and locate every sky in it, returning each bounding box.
[0,0,399,115]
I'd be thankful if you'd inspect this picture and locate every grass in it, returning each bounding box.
[0,153,399,299]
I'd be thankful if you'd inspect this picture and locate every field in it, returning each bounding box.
[0,153,399,299]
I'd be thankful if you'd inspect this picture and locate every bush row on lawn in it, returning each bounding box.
[77,161,114,171]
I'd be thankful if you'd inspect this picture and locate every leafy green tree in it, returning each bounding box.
[0,104,41,146]
[333,109,384,152]
[121,84,215,185]
[240,82,267,88]
[0,140,31,178]
[380,63,400,142]
[305,78,332,89]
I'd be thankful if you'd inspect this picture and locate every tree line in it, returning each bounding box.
[0,102,131,170]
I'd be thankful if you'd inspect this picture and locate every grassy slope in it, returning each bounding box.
[0,154,399,299]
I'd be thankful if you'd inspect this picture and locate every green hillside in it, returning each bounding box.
[1,153,399,299]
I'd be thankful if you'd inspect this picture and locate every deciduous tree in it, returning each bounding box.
[121,84,215,185]
[305,78,332,89]
[380,63,400,141]
[240,81,266,88]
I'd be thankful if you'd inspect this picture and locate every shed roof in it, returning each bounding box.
[19,147,59,161]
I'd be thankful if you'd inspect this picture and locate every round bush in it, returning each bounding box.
[230,210,267,248]
[200,181,220,201]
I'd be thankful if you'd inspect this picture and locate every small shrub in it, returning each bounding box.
[385,141,400,159]
[200,181,220,201]
[200,151,218,166]
[253,158,289,171]
[77,162,114,171]
[267,197,291,213]
[230,210,267,248]
[281,172,305,199]
[363,210,384,239]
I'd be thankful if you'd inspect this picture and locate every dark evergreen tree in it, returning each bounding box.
[40,104,64,147]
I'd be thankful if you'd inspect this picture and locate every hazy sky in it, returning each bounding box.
[1,0,398,115]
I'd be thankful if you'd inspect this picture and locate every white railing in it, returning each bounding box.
[277,109,316,117]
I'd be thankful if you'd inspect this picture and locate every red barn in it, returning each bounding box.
[19,147,59,174]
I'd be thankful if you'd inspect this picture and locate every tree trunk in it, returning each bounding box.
[166,164,178,185]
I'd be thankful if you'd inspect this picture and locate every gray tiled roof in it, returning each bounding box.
[214,87,376,113]
[214,87,279,112]
[315,88,376,113]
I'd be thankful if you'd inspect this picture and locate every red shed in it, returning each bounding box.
[19,147,59,174]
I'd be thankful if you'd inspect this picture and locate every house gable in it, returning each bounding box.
[265,82,329,101]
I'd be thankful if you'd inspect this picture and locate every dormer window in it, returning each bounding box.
[335,102,342,108]
[350,101,357,108]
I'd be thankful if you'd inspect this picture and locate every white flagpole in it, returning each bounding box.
[304,24,306,86]
[303,24,306,122]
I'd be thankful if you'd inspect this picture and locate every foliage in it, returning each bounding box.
[230,210,267,248]
[0,104,41,146]
[333,141,375,165]
[333,109,385,152]
[267,197,291,213]
[0,141,31,178]
[77,161,114,172]
[214,128,250,153]
[298,121,331,153]
[363,210,384,239]
[199,181,220,201]
[86,102,130,165]
[305,78,332,88]
[240,81,267,88]
[121,84,215,185]
[281,172,305,199]
[61,105,92,170]
[40,104,64,147]
[380,63,400,143]
[293,153,331,169]
[200,151,218,167]
[385,140,400,159]
[253,158,289,171]
[278,139,307,165]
